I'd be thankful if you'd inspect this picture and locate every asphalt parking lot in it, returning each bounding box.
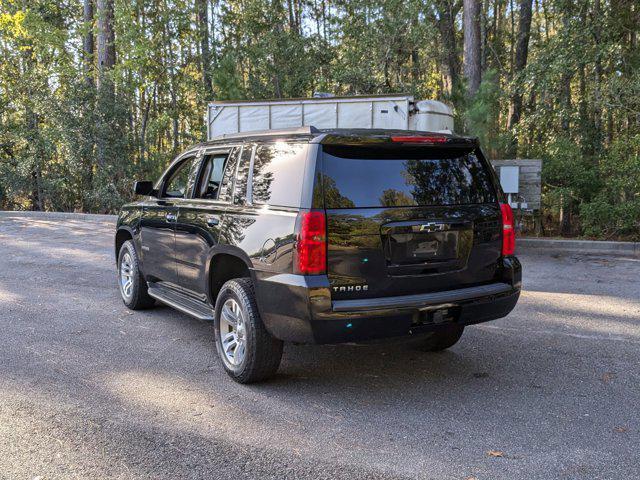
[0,215,639,480]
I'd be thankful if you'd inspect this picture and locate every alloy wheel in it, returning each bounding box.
[119,252,134,299]
[219,298,246,366]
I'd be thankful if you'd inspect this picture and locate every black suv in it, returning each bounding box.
[115,127,521,383]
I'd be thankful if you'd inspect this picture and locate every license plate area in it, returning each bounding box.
[381,220,473,275]
[385,231,459,264]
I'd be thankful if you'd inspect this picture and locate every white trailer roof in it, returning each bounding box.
[206,95,454,140]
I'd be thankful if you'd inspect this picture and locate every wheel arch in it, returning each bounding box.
[206,246,254,305]
[115,227,135,260]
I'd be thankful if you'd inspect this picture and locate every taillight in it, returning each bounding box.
[500,203,515,256]
[295,210,327,275]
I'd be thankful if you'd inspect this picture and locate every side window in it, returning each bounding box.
[163,156,198,199]
[196,153,228,200]
[233,145,254,205]
[218,147,239,202]
[252,143,307,207]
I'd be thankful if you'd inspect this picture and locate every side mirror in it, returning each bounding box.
[133,181,155,196]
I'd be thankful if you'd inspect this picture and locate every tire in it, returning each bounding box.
[117,239,155,310]
[214,278,283,383]
[418,325,465,352]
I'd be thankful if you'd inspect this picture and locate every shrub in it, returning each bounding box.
[579,134,640,239]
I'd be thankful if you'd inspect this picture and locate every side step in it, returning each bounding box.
[148,283,215,321]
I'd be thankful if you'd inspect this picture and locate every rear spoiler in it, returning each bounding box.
[313,132,478,147]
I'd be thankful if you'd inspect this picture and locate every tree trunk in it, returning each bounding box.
[161,20,179,152]
[480,0,488,71]
[25,105,44,211]
[83,0,94,88]
[81,0,96,210]
[508,0,515,72]
[196,0,213,98]
[140,86,153,165]
[559,12,572,133]
[435,0,462,95]
[592,0,603,144]
[287,0,295,31]
[321,0,327,40]
[273,74,282,99]
[560,74,572,132]
[560,197,572,236]
[96,0,115,88]
[411,49,420,85]
[293,0,301,33]
[96,0,116,167]
[171,87,179,152]
[507,0,532,127]
[463,0,482,97]
[20,22,44,211]
[506,0,533,153]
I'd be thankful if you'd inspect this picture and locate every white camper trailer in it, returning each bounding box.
[206,95,454,140]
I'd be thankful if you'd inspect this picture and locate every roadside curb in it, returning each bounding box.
[518,237,640,257]
[0,210,117,222]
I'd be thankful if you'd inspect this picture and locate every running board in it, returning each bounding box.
[148,283,215,321]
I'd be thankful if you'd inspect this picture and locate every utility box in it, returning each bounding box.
[499,166,520,194]
[491,159,542,211]
[206,95,454,140]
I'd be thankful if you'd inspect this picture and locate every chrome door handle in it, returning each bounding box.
[166,213,177,222]
[206,216,220,226]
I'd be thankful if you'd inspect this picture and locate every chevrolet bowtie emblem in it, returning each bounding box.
[419,222,446,232]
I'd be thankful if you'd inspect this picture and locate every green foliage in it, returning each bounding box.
[213,54,244,100]
[0,0,638,238]
[580,135,640,239]
[464,70,511,158]
[543,137,600,204]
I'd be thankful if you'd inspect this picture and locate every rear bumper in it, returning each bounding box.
[331,282,513,312]
[254,256,522,344]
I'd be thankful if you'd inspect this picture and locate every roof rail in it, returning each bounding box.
[209,126,320,142]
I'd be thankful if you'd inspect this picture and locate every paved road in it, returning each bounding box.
[1,215,639,480]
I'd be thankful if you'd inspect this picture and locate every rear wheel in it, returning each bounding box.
[214,278,283,383]
[118,240,155,310]
[418,325,464,351]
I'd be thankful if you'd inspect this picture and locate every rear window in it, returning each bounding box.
[252,143,307,207]
[321,145,497,209]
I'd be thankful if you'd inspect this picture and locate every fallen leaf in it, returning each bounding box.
[614,426,628,433]
[601,372,616,383]
[487,450,504,458]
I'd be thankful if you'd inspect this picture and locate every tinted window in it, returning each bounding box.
[233,145,253,205]
[218,148,239,202]
[196,153,228,200]
[164,156,199,198]
[321,146,496,208]
[252,143,307,207]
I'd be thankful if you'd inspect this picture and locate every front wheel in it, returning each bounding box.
[214,278,283,383]
[418,325,465,351]
[117,240,155,310]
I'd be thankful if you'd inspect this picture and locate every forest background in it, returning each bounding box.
[0,0,638,238]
